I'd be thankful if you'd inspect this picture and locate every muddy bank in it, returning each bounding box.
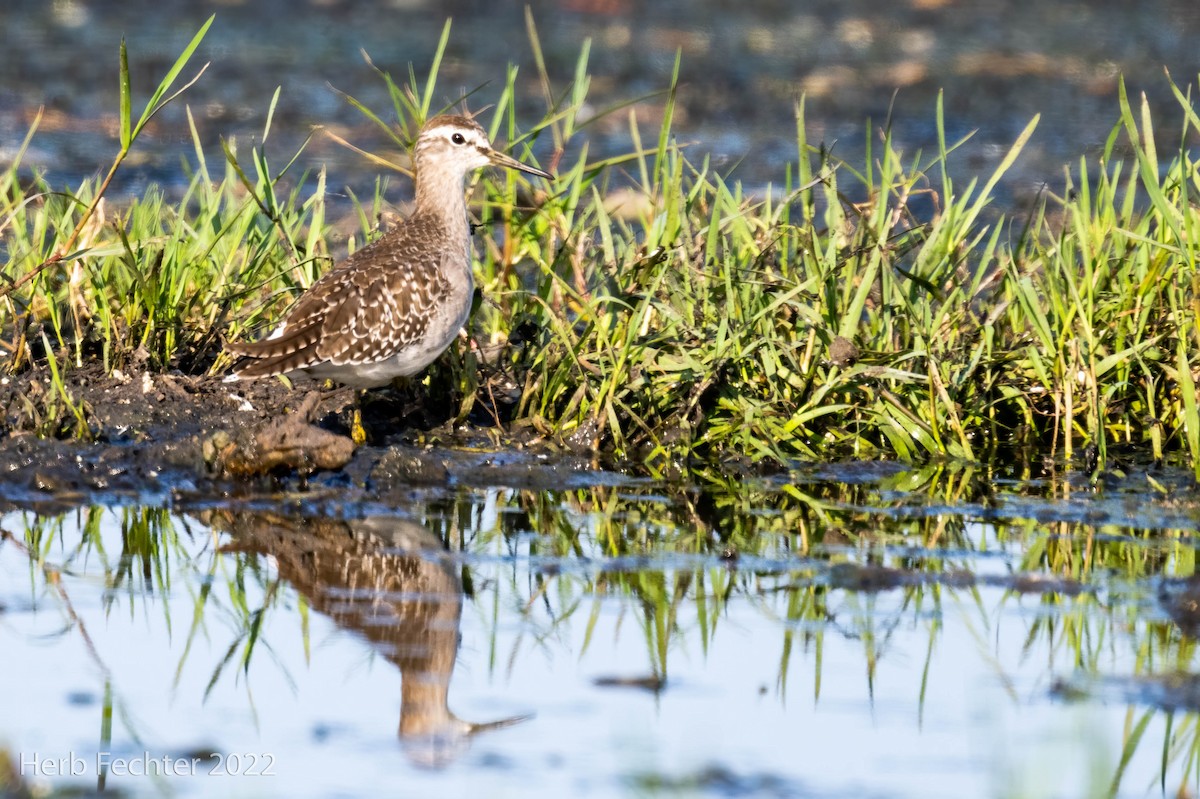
[0,365,613,512]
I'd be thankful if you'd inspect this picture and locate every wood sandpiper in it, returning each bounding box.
[224,114,551,392]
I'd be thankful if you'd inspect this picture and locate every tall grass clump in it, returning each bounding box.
[998,80,1200,476]
[486,56,1200,476]
[5,16,1200,475]
[0,17,328,381]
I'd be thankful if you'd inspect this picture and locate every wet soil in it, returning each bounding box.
[0,365,604,512]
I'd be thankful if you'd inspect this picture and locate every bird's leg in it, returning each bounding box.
[315,383,368,446]
[351,393,368,447]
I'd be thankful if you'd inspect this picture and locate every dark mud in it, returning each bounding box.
[0,365,611,513]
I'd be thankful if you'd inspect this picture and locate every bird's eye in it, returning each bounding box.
[451,133,466,145]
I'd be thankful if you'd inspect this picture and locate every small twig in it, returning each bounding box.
[2,527,113,679]
[49,567,114,681]
[323,127,411,177]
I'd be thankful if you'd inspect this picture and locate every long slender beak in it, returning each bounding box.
[488,149,552,180]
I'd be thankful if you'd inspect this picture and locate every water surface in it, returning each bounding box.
[4,464,1200,797]
[3,0,1200,209]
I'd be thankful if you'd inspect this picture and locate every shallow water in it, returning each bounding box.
[5,464,1200,797]
[3,0,1200,209]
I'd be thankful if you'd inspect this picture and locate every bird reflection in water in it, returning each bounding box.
[202,510,529,767]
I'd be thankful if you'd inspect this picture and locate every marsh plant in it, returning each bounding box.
[3,15,1200,475]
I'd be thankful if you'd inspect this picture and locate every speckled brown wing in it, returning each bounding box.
[228,216,451,377]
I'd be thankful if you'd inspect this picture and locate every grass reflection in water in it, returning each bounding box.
[3,466,1200,796]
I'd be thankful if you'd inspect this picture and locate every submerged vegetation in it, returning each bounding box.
[4,16,1200,475]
